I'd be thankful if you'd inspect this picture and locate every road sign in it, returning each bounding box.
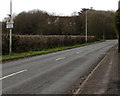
[6,22,13,29]
[6,19,14,29]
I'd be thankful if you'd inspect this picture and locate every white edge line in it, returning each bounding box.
[0,69,27,80]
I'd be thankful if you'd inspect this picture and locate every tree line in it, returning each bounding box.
[2,9,117,39]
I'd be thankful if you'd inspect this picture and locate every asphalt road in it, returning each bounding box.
[2,40,117,94]
[76,44,119,95]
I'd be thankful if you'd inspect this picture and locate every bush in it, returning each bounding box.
[2,35,20,55]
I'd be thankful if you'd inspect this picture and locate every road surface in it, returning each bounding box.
[74,44,119,95]
[2,40,117,94]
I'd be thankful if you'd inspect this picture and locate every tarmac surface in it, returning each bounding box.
[75,45,120,95]
[2,40,118,95]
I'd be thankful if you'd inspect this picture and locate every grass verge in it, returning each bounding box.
[1,40,105,62]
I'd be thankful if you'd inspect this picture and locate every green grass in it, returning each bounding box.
[1,40,105,61]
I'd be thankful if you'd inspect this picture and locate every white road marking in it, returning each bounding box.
[0,69,27,80]
[56,57,65,61]
[76,52,80,54]
[110,62,112,65]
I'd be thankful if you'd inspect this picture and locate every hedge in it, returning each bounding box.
[2,35,97,55]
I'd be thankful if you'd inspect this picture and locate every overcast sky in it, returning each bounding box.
[0,0,119,21]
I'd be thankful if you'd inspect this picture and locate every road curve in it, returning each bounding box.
[2,40,117,94]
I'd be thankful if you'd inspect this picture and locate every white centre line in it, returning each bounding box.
[76,52,80,54]
[0,69,27,80]
[110,62,113,65]
[56,57,65,61]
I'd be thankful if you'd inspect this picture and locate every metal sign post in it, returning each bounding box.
[9,29,12,54]
[6,0,14,54]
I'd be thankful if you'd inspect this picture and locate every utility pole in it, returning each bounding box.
[85,10,88,43]
[81,8,88,43]
[6,0,14,54]
[9,0,12,54]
